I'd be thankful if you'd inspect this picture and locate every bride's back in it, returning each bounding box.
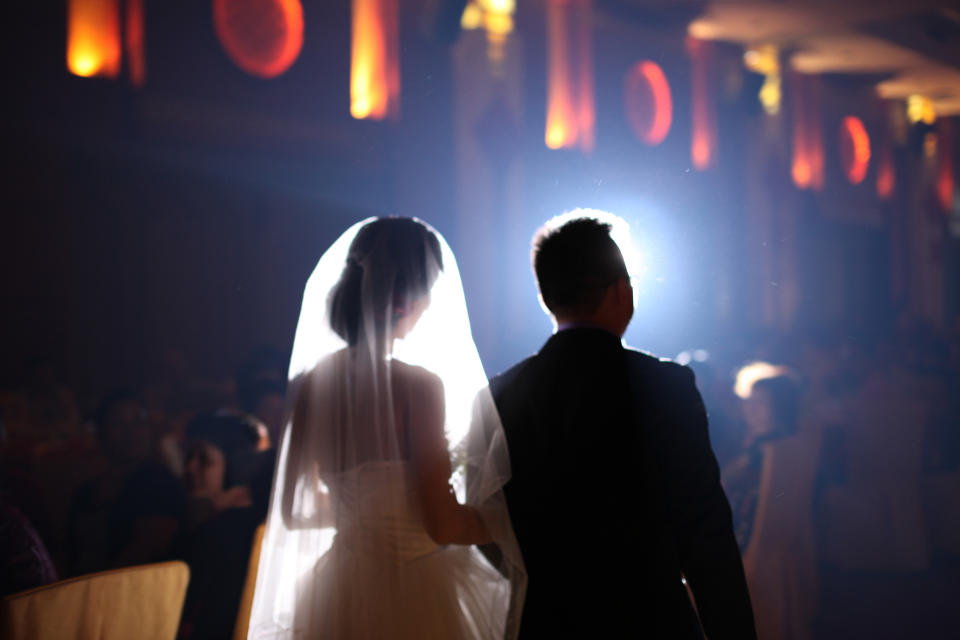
[249,218,525,640]
[297,349,442,473]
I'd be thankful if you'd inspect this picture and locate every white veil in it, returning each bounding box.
[249,217,526,639]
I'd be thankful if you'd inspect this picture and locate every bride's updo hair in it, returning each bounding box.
[328,217,443,345]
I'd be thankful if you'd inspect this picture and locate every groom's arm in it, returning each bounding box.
[658,364,757,640]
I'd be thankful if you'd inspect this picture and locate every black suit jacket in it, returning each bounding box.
[490,328,756,639]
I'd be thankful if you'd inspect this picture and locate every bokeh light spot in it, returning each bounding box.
[624,61,673,146]
[214,0,304,79]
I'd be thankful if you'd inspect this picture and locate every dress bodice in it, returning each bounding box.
[329,461,441,562]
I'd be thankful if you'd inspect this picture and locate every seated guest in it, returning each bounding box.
[0,496,58,597]
[237,378,286,446]
[177,412,274,640]
[23,358,81,449]
[67,391,185,575]
[724,372,801,549]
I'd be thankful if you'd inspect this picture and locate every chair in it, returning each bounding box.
[233,523,266,640]
[0,561,189,640]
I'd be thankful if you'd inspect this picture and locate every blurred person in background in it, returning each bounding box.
[181,411,271,525]
[724,370,820,640]
[177,411,274,640]
[0,483,58,597]
[0,375,98,575]
[724,370,797,549]
[237,378,286,446]
[66,391,185,575]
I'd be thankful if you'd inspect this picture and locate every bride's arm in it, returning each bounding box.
[280,381,307,528]
[280,375,332,529]
[408,370,492,546]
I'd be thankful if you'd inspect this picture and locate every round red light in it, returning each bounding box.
[839,116,871,185]
[213,0,304,79]
[624,61,673,146]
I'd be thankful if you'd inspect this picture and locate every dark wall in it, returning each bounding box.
[2,1,457,392]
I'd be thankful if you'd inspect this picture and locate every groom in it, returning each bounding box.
[490,214,756,638]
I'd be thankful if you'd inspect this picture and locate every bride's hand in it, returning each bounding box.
[403,366,492,546]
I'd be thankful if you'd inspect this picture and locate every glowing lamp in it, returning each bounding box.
[691,137,711,170]
[687,20,718,41]
[480,0,515,11]
[790,73,824,191]
[744,44,781,116]
[792,159,812,189]
[213,0,304,79]
[937,122,954,212]
[876,149,895,199]
[876,127,895,200]
[907,95,936,126]
[67,0,122,78]
[544,0,594,151]
[461,4,483,30]
[624,61,672,146]
[460,0,516,70]
[839,116,870,185]
[350,0,400,120]
[924,132,938,159]
[546,125,570,150]
[125,0,146,86]
[687,38,715,170]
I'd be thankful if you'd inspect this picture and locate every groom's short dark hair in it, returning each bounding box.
[532,216,628,316]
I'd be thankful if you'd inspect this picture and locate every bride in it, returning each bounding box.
[248,217,526,639]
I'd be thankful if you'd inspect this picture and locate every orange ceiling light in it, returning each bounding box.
[839,116,871,185]
[545,0,594,151]
[350,0,400,120]
[213,0,304,79]
[125,0,146,86]
[790,72,824,191]
[624,60,672,146]
[876,110,895,200]
[67,0,122,79]
[687,38,715,170]
[744,44,781,116]
[937,121,954,212]
[460,0,516,71]
[907,95,936,126]
[876,142,895,199]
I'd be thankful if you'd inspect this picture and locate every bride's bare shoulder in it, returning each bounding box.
[289,349,351,399]
[299,348,350,377]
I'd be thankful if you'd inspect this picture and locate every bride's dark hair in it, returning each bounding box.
[328,217,443,345]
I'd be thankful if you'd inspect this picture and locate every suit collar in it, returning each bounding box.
[542,326,624,354]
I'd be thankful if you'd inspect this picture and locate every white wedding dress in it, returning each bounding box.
[247,218,524,640]
[291,461,509,639]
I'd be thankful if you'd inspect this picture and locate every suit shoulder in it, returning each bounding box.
[489,355,536,397]
[624,348,696,387]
